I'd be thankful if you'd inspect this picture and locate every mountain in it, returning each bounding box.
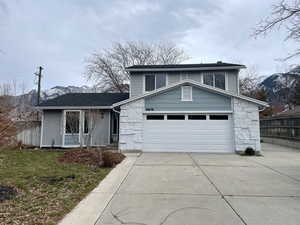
[16,85,103,106]
[259,66,300,106]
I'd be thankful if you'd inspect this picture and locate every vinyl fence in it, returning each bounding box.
[260,117,300,141]
[16,121,41,146]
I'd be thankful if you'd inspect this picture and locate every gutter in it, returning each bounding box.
[36,106,112,110]
[112,106,120,114]
[126,66,246,72]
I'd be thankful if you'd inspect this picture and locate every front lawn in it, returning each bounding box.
[0,149,111,225]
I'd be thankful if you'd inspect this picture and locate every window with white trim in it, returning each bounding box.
[145,74,166,92]
[65,111,80,134]
[181,86,192,101]
[203,73,226,90]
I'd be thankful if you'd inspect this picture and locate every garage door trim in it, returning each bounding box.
[143,113,234,153]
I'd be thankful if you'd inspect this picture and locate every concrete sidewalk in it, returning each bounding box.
[59,144,300,225]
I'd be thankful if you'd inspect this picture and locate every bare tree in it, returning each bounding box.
[254,0,300,59]
[0,84,17,148]
[239,66,264,97]
[85,41,189,92]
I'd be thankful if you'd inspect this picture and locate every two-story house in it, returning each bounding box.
[38,62,268,153]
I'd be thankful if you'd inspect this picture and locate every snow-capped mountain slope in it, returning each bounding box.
[41,85,99,100]
[16,85,103,106]
[259,66,300,105]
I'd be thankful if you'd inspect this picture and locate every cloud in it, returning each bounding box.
[0,0,299,92]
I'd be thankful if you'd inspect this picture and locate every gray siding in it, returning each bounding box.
[41,109,110,147]
[167,73,180,84]
[130,73,143,97]
[188,73,202,83]
[145,86,231,111]
[91,110,110,146]
[130,69,239,97]
[167,71,202,84]
[227,70,238,94]
[42,110,63,146]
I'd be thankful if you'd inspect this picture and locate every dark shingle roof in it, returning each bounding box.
[38,93,129,108]
[126,62,245,70]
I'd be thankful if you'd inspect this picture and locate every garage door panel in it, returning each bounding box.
[143,114,234,153]
[144,130,232,136]
[144,133,232,140]
[143,144,232,152]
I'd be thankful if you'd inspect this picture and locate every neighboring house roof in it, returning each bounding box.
[126,62,246,72]
[271,105,300,118]
[37,93,129,109]
[113,80,269,108]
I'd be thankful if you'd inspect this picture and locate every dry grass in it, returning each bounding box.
[0,149,111,225]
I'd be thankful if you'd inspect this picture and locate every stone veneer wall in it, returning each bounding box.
[233,98,261,152]
[119,99,144,151]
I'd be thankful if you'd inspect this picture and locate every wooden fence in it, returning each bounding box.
[16,121,41,146]
[260,117,300,141]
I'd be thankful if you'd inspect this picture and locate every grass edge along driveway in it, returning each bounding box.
[0,149,111,225]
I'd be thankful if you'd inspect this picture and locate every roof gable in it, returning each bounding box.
[113,80,269,107]
[145,85,232,111]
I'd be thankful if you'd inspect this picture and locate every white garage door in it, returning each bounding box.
[143,114,234,153]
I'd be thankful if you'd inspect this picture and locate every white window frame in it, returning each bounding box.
[63,110,81,147]
[181,86,193,101]
[64,110,81,135]
[143,74,155,93]
[143,74,167,93]
[203,73,227,90]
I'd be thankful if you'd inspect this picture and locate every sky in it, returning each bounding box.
[0,0,299,92]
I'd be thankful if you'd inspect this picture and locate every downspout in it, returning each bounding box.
[112,106,120,114]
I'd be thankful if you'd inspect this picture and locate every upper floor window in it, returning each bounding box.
[203,74,226,90]
[145,74,166,92]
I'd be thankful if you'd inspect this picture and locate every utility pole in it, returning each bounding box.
[35,66,43,105]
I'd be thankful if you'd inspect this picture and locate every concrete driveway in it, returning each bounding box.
[60,143,300,225]
[96,143,300,225]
